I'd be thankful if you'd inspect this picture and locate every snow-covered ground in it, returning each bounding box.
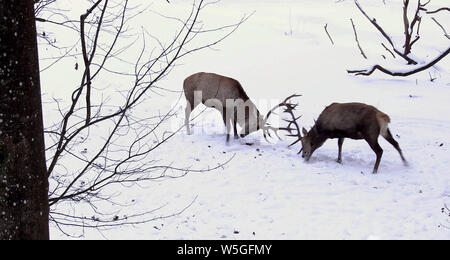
[40,0,450,239]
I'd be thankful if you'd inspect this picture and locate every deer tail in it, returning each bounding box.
[376,112,391,138]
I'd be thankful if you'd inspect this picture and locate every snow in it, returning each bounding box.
[38,0,450,239]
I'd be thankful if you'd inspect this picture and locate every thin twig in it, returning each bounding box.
[324,23,334,45]
[381,42,396,58]
[431,17,450,40]
[350,18,367,59]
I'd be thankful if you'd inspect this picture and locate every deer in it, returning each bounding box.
[296,102,407,173]
[183,72,282,142]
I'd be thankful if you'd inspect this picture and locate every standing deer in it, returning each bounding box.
[298,102,407,173]
[183,72,280,142]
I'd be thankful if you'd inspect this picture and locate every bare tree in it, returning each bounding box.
[347,0,450,77]
[35,0,247,236]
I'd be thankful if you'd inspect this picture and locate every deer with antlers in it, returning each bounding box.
[183,72,291,142]
[262,100,408,173]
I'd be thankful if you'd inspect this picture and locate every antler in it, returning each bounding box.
[263,94,303,147]
[262,125,282,141]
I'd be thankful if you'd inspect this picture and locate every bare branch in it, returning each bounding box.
[381,42,396,58]
[324,23,335,45]
[403,0,422,55]
[354,0,417,64]
[49,195,198,231]
[426,7,450,14]
[347,46,450,76]
[80,0,108,125]
[431,17,450,40]
[350,18,367,59]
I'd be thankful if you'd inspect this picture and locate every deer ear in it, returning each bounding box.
[302,127,308,136]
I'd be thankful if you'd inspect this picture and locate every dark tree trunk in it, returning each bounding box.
[0,0,50,240]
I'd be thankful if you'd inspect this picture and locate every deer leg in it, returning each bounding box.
[233,107,239,139]
[382,128,407,165]
[337,138,344,164]
[222,108,231,142]
[185,94,199,135]
[365,137,383,174]
[185,106,192,135]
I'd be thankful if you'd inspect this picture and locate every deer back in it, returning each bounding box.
[183,72,249,105]
[315,102,389,139]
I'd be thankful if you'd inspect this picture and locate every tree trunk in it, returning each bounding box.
[0,0,50,240]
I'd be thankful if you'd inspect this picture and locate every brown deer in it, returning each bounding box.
[298,102,407,173]
[183,72,280,142]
